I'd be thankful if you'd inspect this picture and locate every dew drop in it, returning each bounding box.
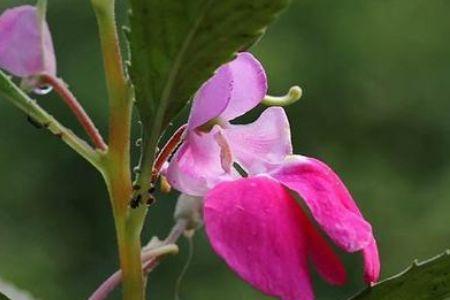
[135,138,142,147]
[33,84,53,95]
[133,166,141,174]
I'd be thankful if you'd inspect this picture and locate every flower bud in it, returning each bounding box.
[0,5,56,78]
[174,194,203,232]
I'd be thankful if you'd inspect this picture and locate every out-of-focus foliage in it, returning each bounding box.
[0,0,449,299]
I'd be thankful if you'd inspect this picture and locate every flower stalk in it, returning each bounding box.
[39,74,107,150]
[91,0,145,299]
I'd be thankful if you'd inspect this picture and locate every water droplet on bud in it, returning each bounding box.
[33,84,53,95]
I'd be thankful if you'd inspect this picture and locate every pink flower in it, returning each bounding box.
[166,52,380,300]
[0,5,56,78]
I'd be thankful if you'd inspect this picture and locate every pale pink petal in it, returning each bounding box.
[224,107,292,174]
[363,238,380,283]
[166,127,235,196]
[270,156,373,252]
[41,17,56,75]
[0,6,56,77]
[188,64,233,129]
[188,52,267,129]
[204,176,314,300]
[219,52,268,121]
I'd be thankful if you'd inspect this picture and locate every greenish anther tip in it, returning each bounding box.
[262,85,303,107]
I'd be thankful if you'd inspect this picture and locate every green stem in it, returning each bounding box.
[0,71,103,169]
[117,223,144,300]
[106,171,144,300]
[91,1,145,299]
[91,0,131,160]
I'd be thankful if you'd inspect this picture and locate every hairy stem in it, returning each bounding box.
[91,0,142,299]
[104,169,144,300]
[40,74,107,150]
[91,0,131,159]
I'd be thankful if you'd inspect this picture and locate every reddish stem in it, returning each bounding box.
[40,74,107,151]
[151,124,187,182]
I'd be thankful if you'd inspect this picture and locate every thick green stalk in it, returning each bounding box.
[91,1,144,299]
[104,168,144,300]
[91,0,131,161]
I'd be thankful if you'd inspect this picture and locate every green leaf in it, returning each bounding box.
[127,0,290,190]
[128,0,289,130]
[349,250,450,300]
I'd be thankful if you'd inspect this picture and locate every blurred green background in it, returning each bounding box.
[1,0,449,299]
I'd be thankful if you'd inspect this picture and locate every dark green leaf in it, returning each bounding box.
[128,0,289,132]
[0,292,10,300]
[349,251,450,300]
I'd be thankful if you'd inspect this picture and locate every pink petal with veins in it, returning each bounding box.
[166,126,235,196]
[219,52,267,121]
[225,107,292,175]
[188,52,267,129]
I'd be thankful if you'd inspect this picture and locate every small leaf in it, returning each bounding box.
[349,250,450,300]
[128,0,289,134]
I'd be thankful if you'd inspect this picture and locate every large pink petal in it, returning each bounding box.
[224,107,292,175]
[166,127,235,196]
[219,52,268,121]
[0,6,56,77]
[204,176,314,300]
[362,238,380,284]
[270,156,373,252]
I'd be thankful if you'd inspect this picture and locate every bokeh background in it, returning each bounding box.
[1,0,449,299]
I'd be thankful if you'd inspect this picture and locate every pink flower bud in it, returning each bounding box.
[0,5,56,78]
